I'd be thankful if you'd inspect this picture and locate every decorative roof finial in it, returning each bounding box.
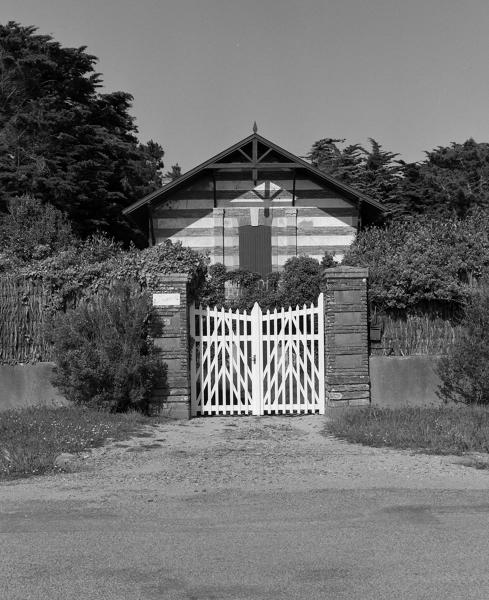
[253,121,258,134]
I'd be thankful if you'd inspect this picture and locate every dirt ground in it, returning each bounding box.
[3,416,489,600]
[2,415,488,505]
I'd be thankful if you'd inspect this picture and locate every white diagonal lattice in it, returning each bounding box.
[190,294,325,416]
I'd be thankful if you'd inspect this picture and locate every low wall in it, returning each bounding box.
[0,363,69,412]
[370,355,443,408]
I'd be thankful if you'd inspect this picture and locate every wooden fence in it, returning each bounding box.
[0,277,53,363]
[369,312,462,356]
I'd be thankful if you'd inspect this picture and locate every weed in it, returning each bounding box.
[0,406,162,479]
[327,405,489,455]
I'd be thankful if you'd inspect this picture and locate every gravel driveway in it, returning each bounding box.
[3,415,487,506]
[2,416,489,600]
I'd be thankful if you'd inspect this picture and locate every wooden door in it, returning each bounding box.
[239,225,272,276]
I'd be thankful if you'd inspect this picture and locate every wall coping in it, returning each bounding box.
[323,266,369,279]
[159,273,192,282]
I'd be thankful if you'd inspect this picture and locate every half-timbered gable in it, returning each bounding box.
[123,128,385,275]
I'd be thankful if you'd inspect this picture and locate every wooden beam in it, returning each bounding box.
[252,136,258,184]
[207,162,298,170]
[292,169,296,207]
[148,203,156,246]
[237,147,252,162]
[257,147,273,163]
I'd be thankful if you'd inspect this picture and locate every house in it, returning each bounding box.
[123,126,385,276]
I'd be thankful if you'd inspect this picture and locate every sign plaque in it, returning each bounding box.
[152,293,181,306]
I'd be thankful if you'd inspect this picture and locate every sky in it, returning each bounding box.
[2,0,489,172]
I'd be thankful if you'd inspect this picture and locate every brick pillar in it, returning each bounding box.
[150,273,191,419]
[212,208,225,265]
[322,266,370,406]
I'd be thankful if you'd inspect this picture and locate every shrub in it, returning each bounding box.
[48,282,164,412]
[0,195,75,262]
[198,257,323,310]
[10,238,208,312]
[199,263,228,306]
[343,211,489,312]
[321,251,336,269]
[97,240,208,293]
[198,265,278,309]
[279,256,322,307]
[438,288,489,404]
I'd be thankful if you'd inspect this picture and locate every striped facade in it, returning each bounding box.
[152,171,357,271]
[123,130,384,273]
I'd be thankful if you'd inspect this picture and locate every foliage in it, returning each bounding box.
[1,238,207,313]
[438,288,489,405]
[0,406,161,478]
[279,256,322,307]
[343,212,489,312]
[397,139,489,218]
[307,137,402,207]
[370,312,462,357]
[199,263,228,306]
[198,257,322,310]
[0,22,165,244]
[327,406,489,456]
[0,195,75,262]
[320,251,336,269]
[307,136,489,219]
[47,282,164,412]
[0,239,207,364]
[198,264,278,309]
[231,275,281,311]
[92,240,208,294]
[164,163,182,181]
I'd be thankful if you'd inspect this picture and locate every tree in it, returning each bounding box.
[0,22,165,244]
[307,138,365,187]
[307,137,402,207]
[164,163,182,181]
[397,139,489,218]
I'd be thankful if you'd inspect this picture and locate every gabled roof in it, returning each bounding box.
[123,131,386,215]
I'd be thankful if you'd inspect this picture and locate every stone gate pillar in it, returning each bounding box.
[150,273,191,419]
[322,266,370,406]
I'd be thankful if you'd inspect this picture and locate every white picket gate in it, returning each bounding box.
[190,294,325,416]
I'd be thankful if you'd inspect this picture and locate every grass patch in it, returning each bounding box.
[0,406,163,480]
[327,406,489,455]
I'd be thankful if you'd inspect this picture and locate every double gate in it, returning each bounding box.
[190,294,325,416]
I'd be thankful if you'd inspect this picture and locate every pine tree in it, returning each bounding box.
[397,139,489,218]
[0,22,165,244]
[307,137,402,208]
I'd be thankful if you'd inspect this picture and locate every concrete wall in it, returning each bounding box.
[0,363,68,412]
[370,356,443,408]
